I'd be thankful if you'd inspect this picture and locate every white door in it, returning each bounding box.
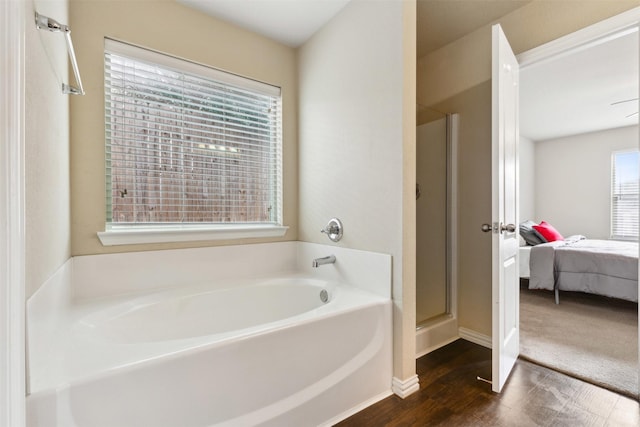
[491,24,520,393]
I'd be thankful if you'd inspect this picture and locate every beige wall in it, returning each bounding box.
[418,1,640,337]
[433,82,493,335]
[26,0,71,298]
[536,126,638,239]
[298,0,417,382]
[69,0,298,255]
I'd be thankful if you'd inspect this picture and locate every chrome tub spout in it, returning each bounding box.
[312,255,336,268]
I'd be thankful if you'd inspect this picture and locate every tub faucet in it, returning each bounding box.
[312,255,336,268]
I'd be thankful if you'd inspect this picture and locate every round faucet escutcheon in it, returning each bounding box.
[320,218,343,242]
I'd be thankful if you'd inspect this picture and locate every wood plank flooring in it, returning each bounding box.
[335,339,639,426]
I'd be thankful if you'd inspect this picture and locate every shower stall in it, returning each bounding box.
[415,112,458,357]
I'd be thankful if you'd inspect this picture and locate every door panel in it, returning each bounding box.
[491,24,520,393]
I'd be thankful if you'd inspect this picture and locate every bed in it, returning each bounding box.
[521,235,638,304]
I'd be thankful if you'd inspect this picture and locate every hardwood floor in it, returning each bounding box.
[336,339,639,426]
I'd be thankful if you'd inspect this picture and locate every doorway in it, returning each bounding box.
[517,15,639,397]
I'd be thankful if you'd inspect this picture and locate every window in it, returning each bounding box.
[611,150,639,240]
[100,39,285,245]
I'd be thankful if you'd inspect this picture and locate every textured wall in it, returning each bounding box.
[26,0,71,298]
[298,0,417,382]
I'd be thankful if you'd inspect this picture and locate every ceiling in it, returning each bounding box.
[520,30,639,141]
[177,0,530,53]
[176,0,350,47]
[416,0,530,57]
[176,0,638,141]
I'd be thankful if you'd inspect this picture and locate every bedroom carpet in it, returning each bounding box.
[520,288,638,398]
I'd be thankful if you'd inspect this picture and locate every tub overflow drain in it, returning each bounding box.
[320,289,329,303]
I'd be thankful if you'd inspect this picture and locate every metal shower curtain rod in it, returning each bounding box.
[35,12,85,95]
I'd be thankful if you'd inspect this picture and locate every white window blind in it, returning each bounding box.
[104,39,282,228]
[611,150,639,240]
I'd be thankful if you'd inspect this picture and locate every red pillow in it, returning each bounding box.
[532,221,564,242]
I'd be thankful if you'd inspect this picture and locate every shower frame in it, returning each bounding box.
[415,113,459,357]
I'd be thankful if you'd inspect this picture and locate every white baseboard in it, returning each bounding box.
[458,327,491,349]
[391,375,419,399]
[319,389,392,427]
[416,336,459,359]
[416,315,459,358]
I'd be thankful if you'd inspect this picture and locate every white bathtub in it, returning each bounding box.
[78,278,337,344]
[27,271,392,427]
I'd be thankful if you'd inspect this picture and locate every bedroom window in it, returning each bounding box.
[611,150,639,241]
[100,39,285,245]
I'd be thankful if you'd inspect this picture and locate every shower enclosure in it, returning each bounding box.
[415,111,458,357]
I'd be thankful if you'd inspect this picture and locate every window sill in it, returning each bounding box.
[97,224,289,246]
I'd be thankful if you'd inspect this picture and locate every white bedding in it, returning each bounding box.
[528,236,638,302]
[519,246,531,279]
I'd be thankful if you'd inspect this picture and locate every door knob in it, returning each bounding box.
[481,223,493,233]
[500,223,516,233]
